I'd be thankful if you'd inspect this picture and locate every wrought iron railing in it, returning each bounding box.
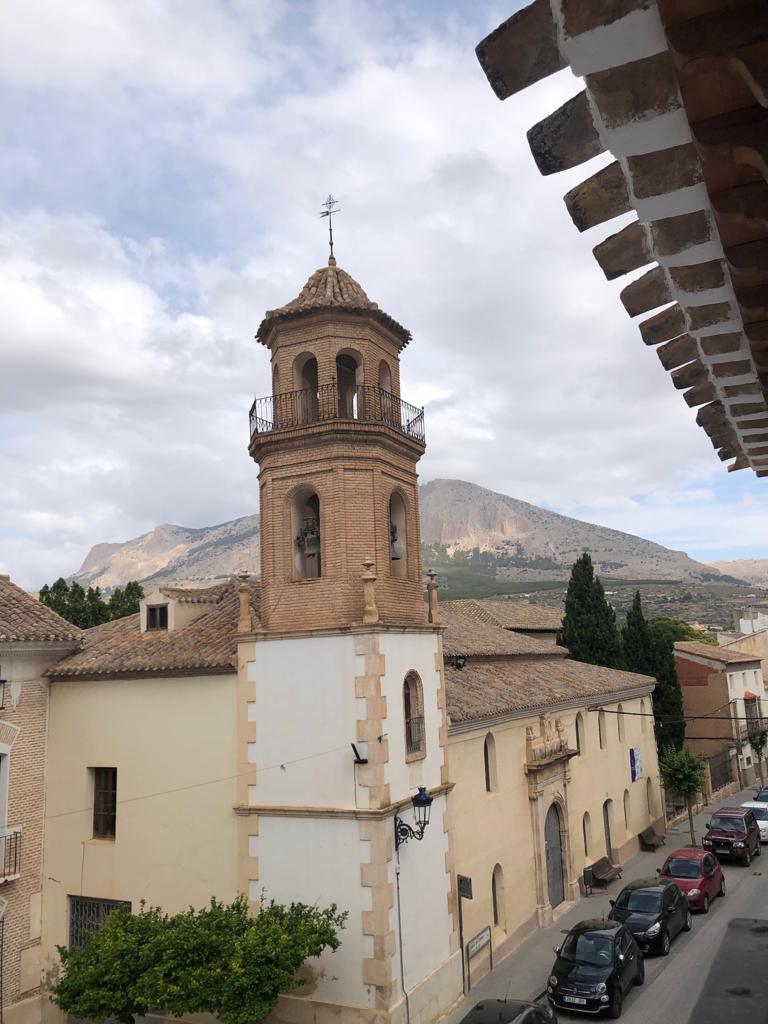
[249,382,425,444]
[0,829,21,881]
[405,715,425,756]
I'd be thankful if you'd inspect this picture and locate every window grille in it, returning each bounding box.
[69,896,131,949]
[93,767,117,839]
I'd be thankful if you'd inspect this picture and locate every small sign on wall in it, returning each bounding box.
[467,925,491,959]
[630,747,644,782]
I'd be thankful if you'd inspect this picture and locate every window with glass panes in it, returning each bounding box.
[92,767,117,838]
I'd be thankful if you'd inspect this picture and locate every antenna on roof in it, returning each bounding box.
[320,194,341,265]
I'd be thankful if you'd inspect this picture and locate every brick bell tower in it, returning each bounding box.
[249,253,427,632]
[237,248,461,1024]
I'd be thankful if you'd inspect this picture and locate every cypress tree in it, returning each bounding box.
[622,591,655,675]
[650,630,685,750]
[558,553,622,668]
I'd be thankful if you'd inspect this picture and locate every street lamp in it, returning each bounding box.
[394,786,433,849]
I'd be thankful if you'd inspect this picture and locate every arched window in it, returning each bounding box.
[403,673,425,759]
[646,777,654,818]
[491,864,506,931]
[575,713,584,755]
[582,811,591,857]
[617,704,625,743]
[640,698,647,734]
[389,492,407,579]
[336,350,362,419]
[623,788,630,829]
[379,359,392,393]
[292,354,319,424]
[483,733,497,792]
[598,710,607,750]
[291,489,321,579]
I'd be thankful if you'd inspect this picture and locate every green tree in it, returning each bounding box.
[659,746,707,847]
[53,897,347,1024]
[622,592,655,675]
[107,581,144,620]
[647,617,716,647]
[749,728,768,786]
[86,586,111,627]
[40,577,71,619]
[557,553,622,668]
[66,581,89,629]
[650,635,686,750]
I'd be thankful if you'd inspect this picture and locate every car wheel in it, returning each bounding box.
[702,894,710,914]
[719,877,726,898]
[634,959,645,986]
[755,841,762,857]
[745,849,752,867]
[683,909,693,932]
[660,930,671,956]
[609,987,623,1019]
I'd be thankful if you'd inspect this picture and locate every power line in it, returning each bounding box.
[44,740,354,824]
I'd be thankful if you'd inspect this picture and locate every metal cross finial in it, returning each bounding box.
[320,194,341,263]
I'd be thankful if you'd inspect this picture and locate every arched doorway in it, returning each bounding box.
[544,803,565,909]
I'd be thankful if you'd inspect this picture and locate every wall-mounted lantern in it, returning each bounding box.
[394,786,433,849]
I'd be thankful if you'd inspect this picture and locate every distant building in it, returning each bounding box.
[739,606,768,635]
[674,642,765,790]
[0,575,80,1024]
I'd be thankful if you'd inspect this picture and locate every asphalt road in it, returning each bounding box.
[612,854,768,1024]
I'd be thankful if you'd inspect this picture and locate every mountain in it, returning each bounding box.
[71,478,727,590]
[707,559,768,589]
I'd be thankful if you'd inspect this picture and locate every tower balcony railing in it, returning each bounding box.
[249,382,426,444]
[0,828,21,882]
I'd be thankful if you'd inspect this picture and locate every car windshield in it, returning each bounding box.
[661,858,701,879]
[710,815,744,832]
[560,931,614,966]
[617,890,662,914]
[747,807,768,821]
[756,789,768,802]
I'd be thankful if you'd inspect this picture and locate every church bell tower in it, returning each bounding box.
[236,247,461,1024]
[249,253,427,631]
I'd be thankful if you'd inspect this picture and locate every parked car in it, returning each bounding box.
[547,919,643,1018]
[656,848,725,913]
[741,801,768,843]
[702,806,762,864]
[458,999,557,1024]
[607,878,691,955]
[754,785,768,803]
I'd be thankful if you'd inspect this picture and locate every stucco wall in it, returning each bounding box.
[41,672,238,979]
[447,693,660,979]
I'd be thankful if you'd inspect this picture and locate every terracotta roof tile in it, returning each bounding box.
[49,581,261,678]
[0,576,82,644]
[440,600,567,658]
[256,261,411,347]
[446,658,656,724]
[459,598,563,632]
[157,583,230,604]
[674,641,759,665]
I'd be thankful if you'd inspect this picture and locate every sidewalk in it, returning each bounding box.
[441,786,757,1024]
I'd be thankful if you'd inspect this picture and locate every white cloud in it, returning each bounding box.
[1,0,764,589]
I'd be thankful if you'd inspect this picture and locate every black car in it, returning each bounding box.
[547,919,643,1018]
[458,998,557,1024]
[607,879,691,955]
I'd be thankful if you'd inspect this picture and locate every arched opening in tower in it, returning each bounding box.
[292,489,322,579]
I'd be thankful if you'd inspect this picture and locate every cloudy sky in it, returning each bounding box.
[3,0,767,589]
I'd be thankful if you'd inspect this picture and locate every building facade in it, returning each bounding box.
[675,640,765,789]
[0,576,81,1024]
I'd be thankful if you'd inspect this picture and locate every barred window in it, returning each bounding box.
[92,767,117,839]
[403,673,425,759]
[69,895,131,949]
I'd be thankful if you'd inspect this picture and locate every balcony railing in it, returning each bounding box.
[249,383,425,444]
[0,829,21,882]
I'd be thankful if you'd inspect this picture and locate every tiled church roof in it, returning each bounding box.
[0,575,82,644]
[440,600,567,658]
[256,259,411,348]
[447,598,563,633]
[49,580,261,678]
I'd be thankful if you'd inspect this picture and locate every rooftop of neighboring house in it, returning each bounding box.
[439,601,567,659]
[49,579,261,678]
[674,641,761,666]
[444,598,563,634]
[0,574,82,644]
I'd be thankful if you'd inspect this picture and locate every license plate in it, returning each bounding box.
[716,847,729,854]
[564,997,587,1005]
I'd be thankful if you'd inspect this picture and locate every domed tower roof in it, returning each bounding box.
[256,257,411,348]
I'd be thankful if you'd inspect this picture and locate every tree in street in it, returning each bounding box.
[659,746,707,847]
[557,553,623,669]
[748,727,768,786]
[52,896,347,1024]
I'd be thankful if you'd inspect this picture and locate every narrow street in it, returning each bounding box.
[444,787,768,1024]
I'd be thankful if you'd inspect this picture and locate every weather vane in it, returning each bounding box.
[320,194,340,262]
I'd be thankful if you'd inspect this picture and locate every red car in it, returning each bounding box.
[656,848,725,913]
